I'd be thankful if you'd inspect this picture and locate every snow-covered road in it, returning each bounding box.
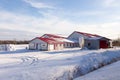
[0,45,120,80]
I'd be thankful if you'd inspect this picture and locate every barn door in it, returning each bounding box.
[36,43,38,49]
[100,40,108,48]
[49,44,54,50]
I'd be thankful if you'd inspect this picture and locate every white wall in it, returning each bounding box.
[64,43,74,48]
[38,44,47,50]
[109,40,113,48]
[68,32,94,48]
[48,44,54,51]
[68,32,88,41]
[85,39,99,49]
[29,39,47,50]
[57,44,64,50]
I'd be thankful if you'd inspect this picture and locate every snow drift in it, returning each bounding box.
[75,60,120,80]
[57,49,120,80]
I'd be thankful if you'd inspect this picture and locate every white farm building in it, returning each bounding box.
[29,37,64,51]
[29,31,113,51]
[29,34,78,51]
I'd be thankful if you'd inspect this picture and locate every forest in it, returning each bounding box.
[0,40,29,44]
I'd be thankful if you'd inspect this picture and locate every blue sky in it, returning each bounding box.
[0,0,120,40]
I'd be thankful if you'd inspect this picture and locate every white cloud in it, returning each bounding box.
[0,0,120,40]
[0,29,39,40]
[24,0,55,9]
[0,10,77,39]
[102,0,120,7]
[0,10,119,40]
[76,22,120,39]
[100,22,120,39]
[68,11,106,17]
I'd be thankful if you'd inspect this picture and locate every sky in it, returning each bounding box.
[0,0,120,40]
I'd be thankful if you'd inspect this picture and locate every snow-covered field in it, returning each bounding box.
[0,45,120,80]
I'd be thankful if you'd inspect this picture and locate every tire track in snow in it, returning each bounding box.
[21,56,39,66]
[0,56,39,70]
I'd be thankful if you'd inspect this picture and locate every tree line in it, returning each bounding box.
[0,40,29,44]
[0,39,120,46]
[112,38,120,46]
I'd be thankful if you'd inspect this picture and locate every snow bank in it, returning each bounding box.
[74,60,120,80]
[13,44,28,50]
[56,49,120,80]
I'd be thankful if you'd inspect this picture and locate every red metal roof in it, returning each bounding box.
[41,34,66,38]
[39,37,64,44]
[75,31,101,38]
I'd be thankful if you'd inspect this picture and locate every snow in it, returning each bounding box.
[88,37,101,40]
[62,38,75,43]
[74,60,120,80]
[56,38,78,43]
[0,45,120,80]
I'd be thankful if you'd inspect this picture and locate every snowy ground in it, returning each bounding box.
[75,60,120,80]
[0,45,120,80]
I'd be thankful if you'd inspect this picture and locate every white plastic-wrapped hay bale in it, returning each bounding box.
[0,44,15,51]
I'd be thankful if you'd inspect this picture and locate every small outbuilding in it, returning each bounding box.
[0,44,15,51]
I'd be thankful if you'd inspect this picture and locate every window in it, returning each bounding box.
[67,43,68,47]
[88,43,91,46]
[42,44,45,46]
[30,43,34,47]
[60,44,61,46]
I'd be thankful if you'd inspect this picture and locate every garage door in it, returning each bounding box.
[49,44,54,50]
[100,40,108,48]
